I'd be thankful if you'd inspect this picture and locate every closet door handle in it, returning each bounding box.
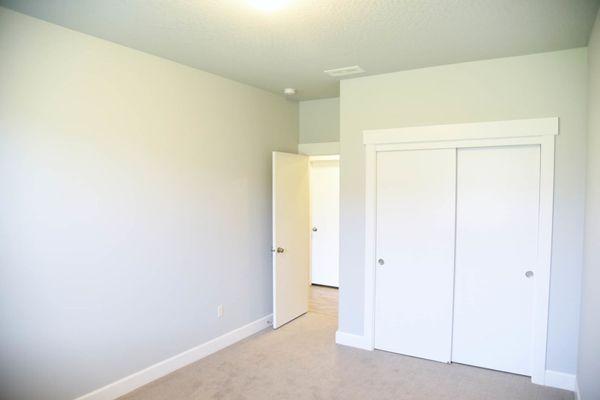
[378,258,385,266]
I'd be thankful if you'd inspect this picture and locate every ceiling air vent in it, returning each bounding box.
[324,65,365,77]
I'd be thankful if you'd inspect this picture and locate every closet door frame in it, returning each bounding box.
[362,118,557,386]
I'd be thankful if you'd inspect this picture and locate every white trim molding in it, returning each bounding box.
[335,331,372,351]
[544,370,576,391]
[362,117,558,387]
[298,141,340,155]
[310,154,339,162]
[363,117,558,145]
[74,314,273,400]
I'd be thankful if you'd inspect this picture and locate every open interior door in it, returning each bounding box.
[272,152,310,329]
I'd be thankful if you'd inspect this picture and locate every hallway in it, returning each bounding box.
[309,285,338,318]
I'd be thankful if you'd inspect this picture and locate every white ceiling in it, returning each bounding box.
[2,0,599,100]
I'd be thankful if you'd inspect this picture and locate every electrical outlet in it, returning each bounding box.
[217,305,223,318]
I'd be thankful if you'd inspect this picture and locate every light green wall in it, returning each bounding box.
[0,8,297,400]
[299,97,340,144]
[578,10,600,400]
[339,48,588,375]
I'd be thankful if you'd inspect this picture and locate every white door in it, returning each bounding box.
[272,152,310,329]
[310,159,339,287]
[374,149,456,362]
[452,145,540,376]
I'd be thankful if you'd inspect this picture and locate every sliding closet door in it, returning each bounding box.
[374,149,456,362]
[452,145,540,376]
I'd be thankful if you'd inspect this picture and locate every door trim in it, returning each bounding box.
[363,117,558,144]
[309,154,340,161]
[362,117,557,386]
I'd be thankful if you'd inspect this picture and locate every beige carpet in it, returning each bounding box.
[119,288,572,400]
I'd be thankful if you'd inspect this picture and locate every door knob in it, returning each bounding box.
[312,226,318,232]
[525,270,534,278]
[276,247,285,253]
[378,258,385,266]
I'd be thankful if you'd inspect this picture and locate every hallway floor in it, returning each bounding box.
[309,284,339,317]
[119,286,572,400]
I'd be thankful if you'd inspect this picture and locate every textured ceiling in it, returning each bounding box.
[2,0,599,100]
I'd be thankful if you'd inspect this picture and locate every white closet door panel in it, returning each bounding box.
[310,160,340,287]
[452,145,540,376]
[375,149,456,363]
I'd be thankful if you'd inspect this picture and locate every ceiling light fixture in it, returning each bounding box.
[283,88,296,96]
[248,0,290,12]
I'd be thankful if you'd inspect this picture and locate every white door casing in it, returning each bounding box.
[452,145,541,376]
[358,118,557,385]
[272,152,310,329]
[374,149,456,362]
[310,159,340,287]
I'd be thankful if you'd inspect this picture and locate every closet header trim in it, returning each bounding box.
[363,117,558,145]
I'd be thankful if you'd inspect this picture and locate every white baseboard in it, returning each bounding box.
[544,370,576,391]
[332,337,576,393]
[75,314,273,400]
[335,330,372,351]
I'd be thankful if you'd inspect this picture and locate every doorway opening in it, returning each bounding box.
[309,155,339,318]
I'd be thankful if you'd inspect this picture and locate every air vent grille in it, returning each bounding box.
[324,65,365,77]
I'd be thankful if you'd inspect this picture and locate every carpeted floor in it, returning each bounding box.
[119,286,572,400]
